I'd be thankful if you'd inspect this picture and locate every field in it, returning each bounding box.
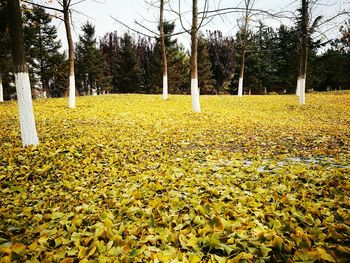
[0,93,349,262]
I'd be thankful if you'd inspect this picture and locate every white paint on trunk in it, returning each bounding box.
[238,77,243,97]
[0,78,3,102]
[162,75,168,100]
[299,77,306,105]
[15,72,39,146]
[68,74,75,108]
[296,77,301,96]
[43,91,47,99]
[191,78,201,112]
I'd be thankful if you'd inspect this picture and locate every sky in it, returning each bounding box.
[33,0,349,51]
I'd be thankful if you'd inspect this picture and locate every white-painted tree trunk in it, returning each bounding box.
[15,72,39,146]
[0,77,3,102]
[68,74,75,108]
[296,76,301,96]
[162,74,168,100]
[238,77,243,97]
[191,78,200,112]
[299,77,306,105]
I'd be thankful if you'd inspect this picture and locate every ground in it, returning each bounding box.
[0,93,349,262]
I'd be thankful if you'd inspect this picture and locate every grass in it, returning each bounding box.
[0,94,349,262]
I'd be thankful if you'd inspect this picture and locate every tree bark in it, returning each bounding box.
[7,0,39,146]
[0,74,3,102]
[237,0,251,97]
[299,0,308,105]
[160,0,168,100]
[191,0,200,112]
[238,49,246,97]
[63,0,76,108]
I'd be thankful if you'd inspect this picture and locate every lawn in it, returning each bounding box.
[0,93,349,262]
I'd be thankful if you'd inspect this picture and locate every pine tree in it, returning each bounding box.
[23,5,64,98]
[100,32,120,93]
[118,33,141,93]
[197,33,214,94]
[152,22,190,94]
[75,22,110,95]
[0,1,13,101]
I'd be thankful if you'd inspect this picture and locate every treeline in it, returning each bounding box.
[0,5,349,100]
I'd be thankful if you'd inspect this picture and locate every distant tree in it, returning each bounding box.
[236,0,256,97]
[6,0,39,146]
[159,0,169,99]
[152,21,190,94]
[100,31,120,93]
[197,33,214,94]
[136,36,155,94]
[118,33,141,93]
[206,30,235,94]
[270,25,299,92]
[23,5,63,98]
[0,1,11,102]
[75,22,110,95]
[314,20,350,91]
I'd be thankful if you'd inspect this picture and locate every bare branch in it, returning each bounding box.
[110,16,156,39]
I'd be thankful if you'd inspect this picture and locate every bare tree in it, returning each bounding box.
[170,0,211,112]
[112,0,174,100]
[22,0,89,108]
[160,0,169,100]
[61,0,76,108]
[190,0,200,112]
[237,0,256,97]
[295,0,349,104]
[7,0,39,146]
[0,74,3,102]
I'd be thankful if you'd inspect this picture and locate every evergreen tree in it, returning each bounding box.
[270,25,299,93]
[153,22,190,94]
[0,1,13,101]
[23,5,64,97]
[100,31,120,93]
[136,36,155,93]
[197,33,214,94]
[118,33,141,93]
[75,22,110,95]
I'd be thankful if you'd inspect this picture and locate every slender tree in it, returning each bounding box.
[297,0,309,104]
[160,0,169,100]
[237,0,255,97]
[0,74,3,102]
[0,1,10,102]
[22,0,85,107]
[7,0,39,146]
[61,0,76,108]
[190,0,200,112]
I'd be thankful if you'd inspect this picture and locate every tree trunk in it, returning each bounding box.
[238,49,246,97]
[63,0,76,108]
[299,0,308,105]
[191,0,200,112]
[7,0,39,146]
[0,74,3,102]
[160,0,168,100]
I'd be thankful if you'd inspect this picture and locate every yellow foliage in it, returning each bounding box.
[0,94,349,262]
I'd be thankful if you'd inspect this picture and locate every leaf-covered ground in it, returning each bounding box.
[0,93,349,263]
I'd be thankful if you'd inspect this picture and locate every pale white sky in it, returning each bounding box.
[33,0,349,51]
